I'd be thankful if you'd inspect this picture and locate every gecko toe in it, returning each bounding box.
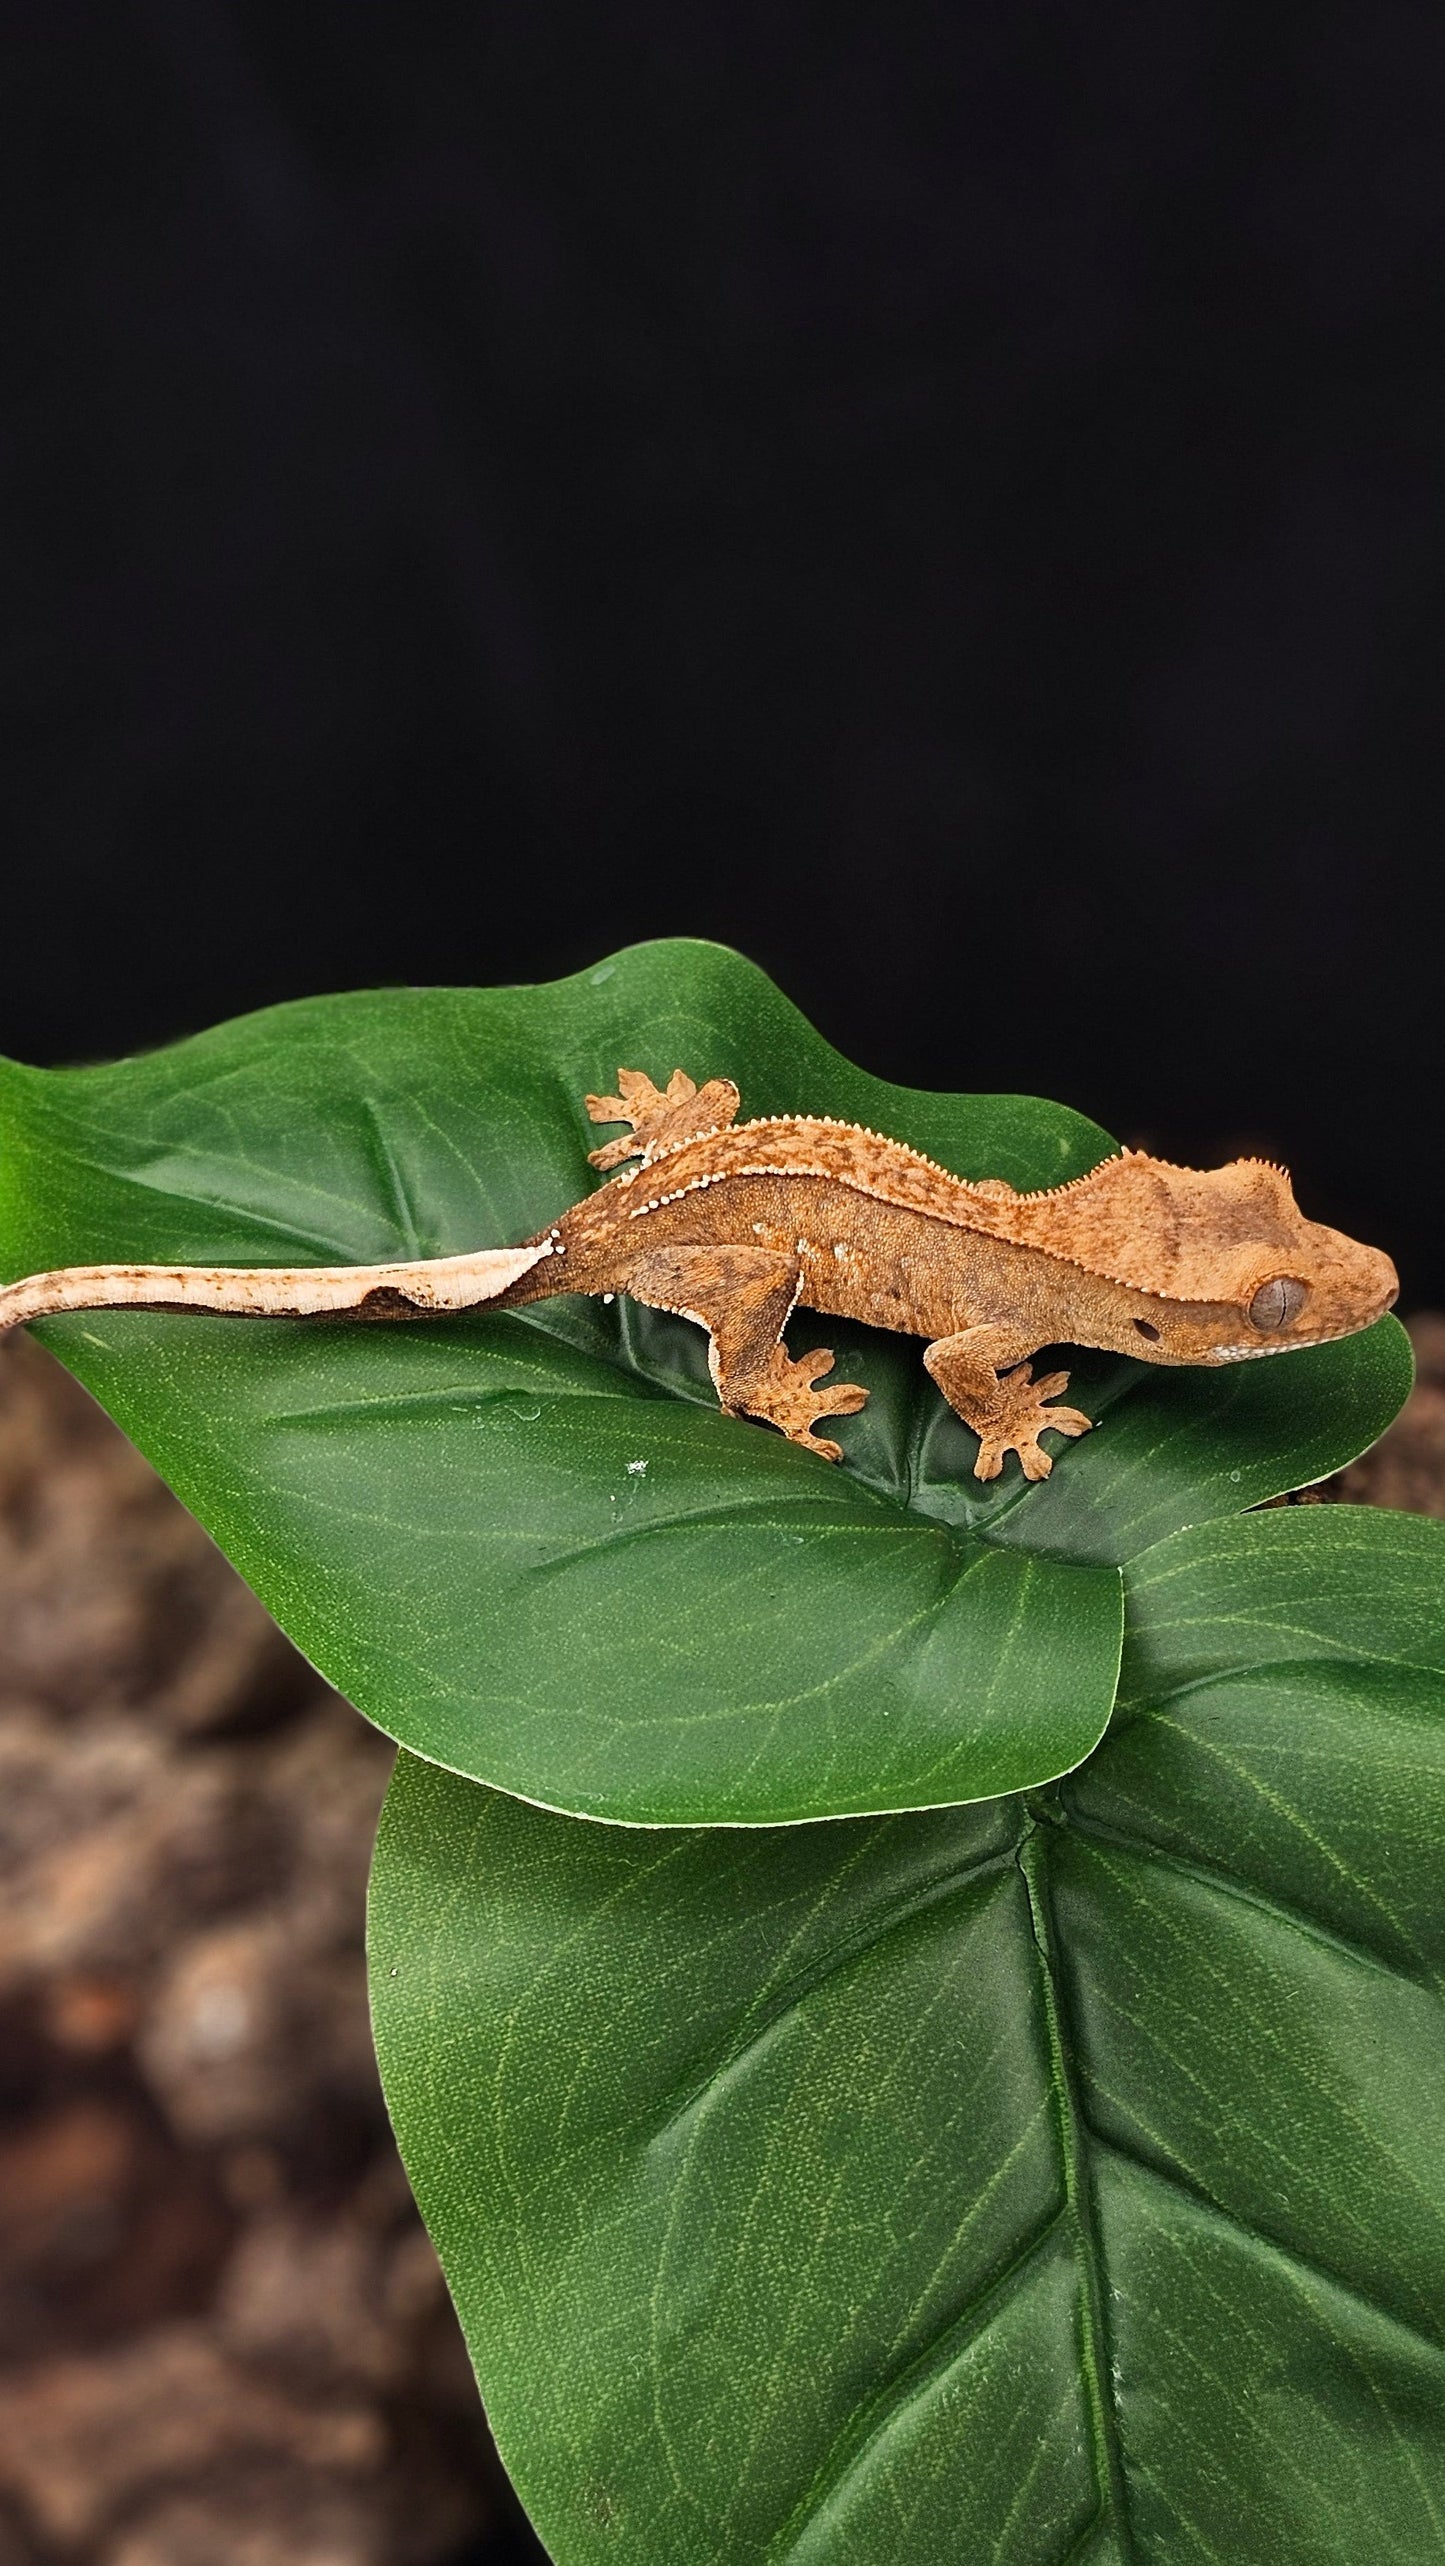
[822,1382,869,1417]
[1046,1406,1093,1440]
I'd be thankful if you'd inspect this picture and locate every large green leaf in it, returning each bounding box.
[0,941,1408,1822]
[370,1506,1445,2565]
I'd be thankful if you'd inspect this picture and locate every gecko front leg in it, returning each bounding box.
[625,1245,868,1459]
[923,1325,1093,1482]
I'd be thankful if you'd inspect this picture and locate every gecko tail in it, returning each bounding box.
[0,1238,555,1336]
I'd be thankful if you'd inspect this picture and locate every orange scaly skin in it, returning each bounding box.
[0,1067,1398,1482]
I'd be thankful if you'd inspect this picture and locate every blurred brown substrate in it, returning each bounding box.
[0,1334,519,2566]
[1329,1314,1445,1514]
[0,1319,1438,2564]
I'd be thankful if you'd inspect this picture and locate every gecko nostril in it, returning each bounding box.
[1134,1318,1160,1341]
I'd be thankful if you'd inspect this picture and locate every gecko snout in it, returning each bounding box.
[1362,1244,1399,1318]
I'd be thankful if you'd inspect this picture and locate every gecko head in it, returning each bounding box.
[1102,1155,1399,1363]
[1022,1149,1397,1361]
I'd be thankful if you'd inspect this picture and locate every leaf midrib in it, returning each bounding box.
[685,1814,1144,2564]
[1020,1823,1139,2566]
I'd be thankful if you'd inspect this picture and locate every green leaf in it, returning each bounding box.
[0,941,1408,1822]
[370,1507,1445,2565]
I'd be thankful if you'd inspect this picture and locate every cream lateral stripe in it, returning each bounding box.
[0,1240,551,1332]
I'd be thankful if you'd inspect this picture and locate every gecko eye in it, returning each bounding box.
[1248,1276,1307,1331]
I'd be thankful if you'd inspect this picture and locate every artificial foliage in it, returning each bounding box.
[373,1508,1445,2566]
[0,940,1433,2564]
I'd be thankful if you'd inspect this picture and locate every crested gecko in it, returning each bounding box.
[0,1066,1398,1483]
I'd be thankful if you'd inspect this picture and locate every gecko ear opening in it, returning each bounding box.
[1247,1275,1308,1332]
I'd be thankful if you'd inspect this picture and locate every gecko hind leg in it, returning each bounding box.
[585,1066,742,1170]
[625,1244,868,1460]
[924,1326,1093,1483]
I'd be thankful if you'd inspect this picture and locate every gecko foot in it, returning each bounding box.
[972,1365,1093,1484]
[728,1345,869,1462]
[585,1066,741,1170]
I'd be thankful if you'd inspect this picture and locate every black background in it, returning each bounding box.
[3,0,1441,1317]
